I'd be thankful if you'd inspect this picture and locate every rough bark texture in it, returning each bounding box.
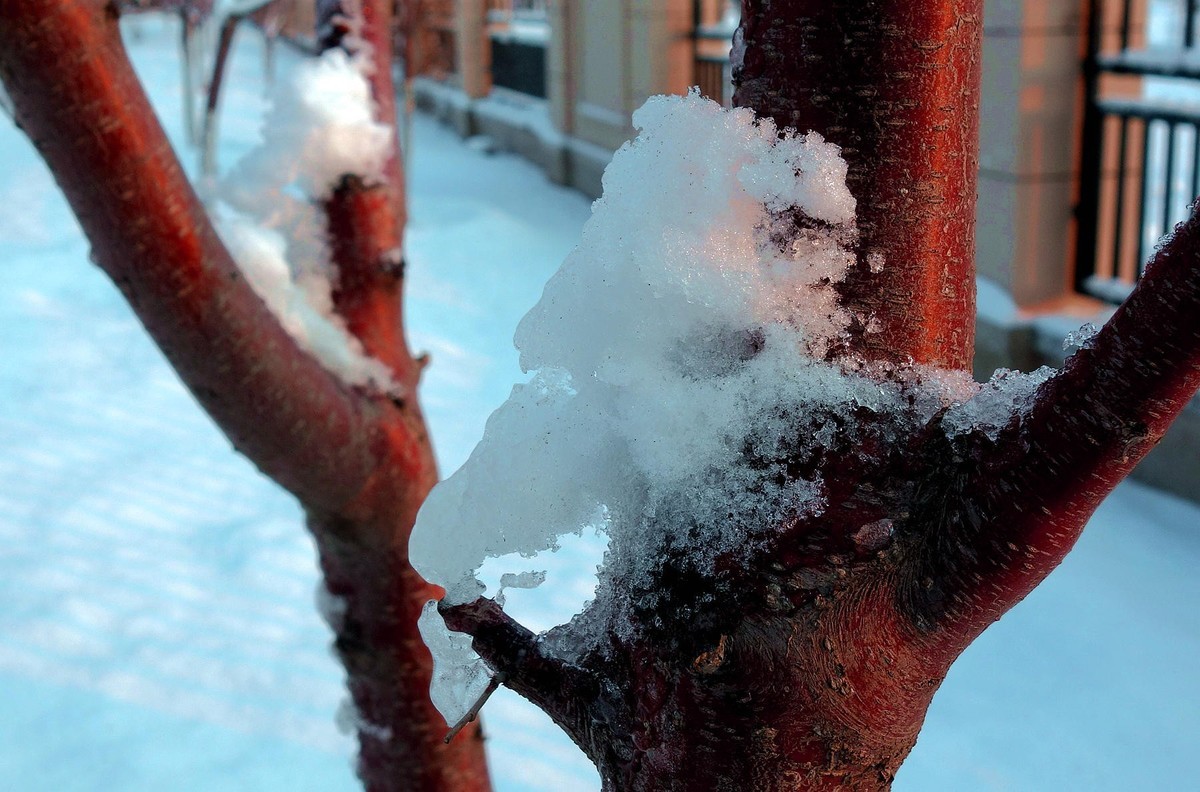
[0,1,491,790]
[910,207,1200,655]
[444,1,1200,790]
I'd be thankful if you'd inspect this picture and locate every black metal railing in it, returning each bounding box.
[490,34,547,98]
[485,0,548,98]
[1076,0,1200,302]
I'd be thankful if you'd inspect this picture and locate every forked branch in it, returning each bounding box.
[2,3,493,788]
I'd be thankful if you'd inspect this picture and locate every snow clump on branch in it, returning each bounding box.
[410,92,1056,725]
[213,49,398,393]
[410,92,963,724]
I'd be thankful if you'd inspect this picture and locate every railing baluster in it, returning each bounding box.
[1075,0,1107,294]
[1192,125,1200,202]
[1077,0,1200,301]
[1136,119,1154,278]
[1163,122,1178,242]
[1113,114,1130,286]
[692,4,736,109]
[1121,0,1132,49]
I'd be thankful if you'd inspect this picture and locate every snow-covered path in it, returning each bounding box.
[0,15,1196,791]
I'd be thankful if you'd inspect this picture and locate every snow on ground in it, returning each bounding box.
[0,14,1197,792]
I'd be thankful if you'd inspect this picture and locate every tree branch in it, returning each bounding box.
[440,598,604,752]
[440,598,570,700]
[301,4,495,781]
[734,0,982,370]
[444,673,505,743]
[912,206,1200,646]
[312,517,493,792]
[316,0,424,388]
[0,0,382,515]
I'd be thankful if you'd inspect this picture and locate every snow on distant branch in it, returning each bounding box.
[213,48,397,393]
[222,48,390,200]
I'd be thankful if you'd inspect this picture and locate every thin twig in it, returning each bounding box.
[443,672,507,744]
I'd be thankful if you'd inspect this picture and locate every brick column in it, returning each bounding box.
[975,0,1098,307]
[455,0,490,98]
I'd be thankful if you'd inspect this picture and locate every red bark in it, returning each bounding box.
[0,1,489,789]
[314,3,490,788]
[319,0,415,381]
